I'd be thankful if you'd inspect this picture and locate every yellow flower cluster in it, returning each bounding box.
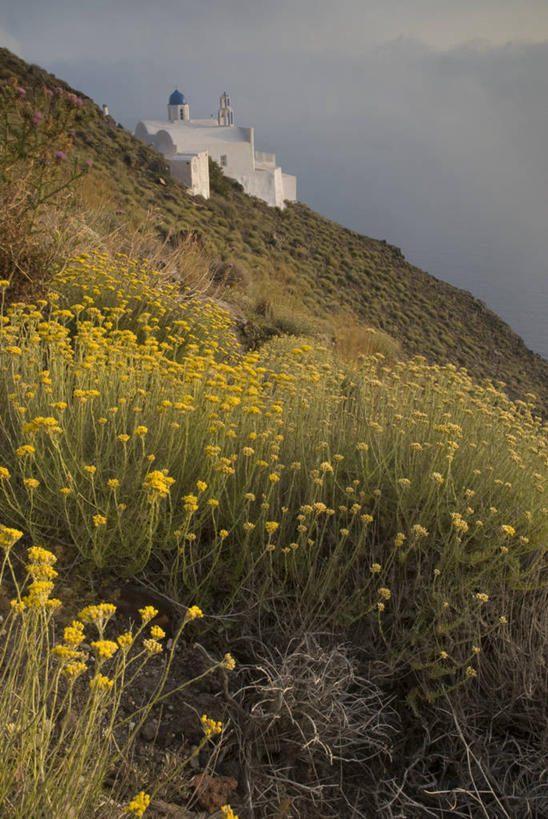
[79,603,117,627]
[186,605,203,621]
[22,416,62,435]
[0,525,23,551]
[200,713,223,738]
[125,791,151,817]
[143,470,175,501]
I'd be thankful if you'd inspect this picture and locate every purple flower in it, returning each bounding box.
[86,158,93,168]
[231,246,236,250]
[15,87,26,97]
[74,97,83,108]
[32,111,43,126]
[55,151,66,161]
[116,209,124,215]
[45,88,53,97]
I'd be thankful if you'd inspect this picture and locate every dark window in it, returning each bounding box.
[220,154,228,167]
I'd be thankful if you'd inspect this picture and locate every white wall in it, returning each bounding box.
[243,166,285,208]
[282,173,297,203]
[168,151,210,198]
[136,119,296,208]
[255,150,276,169]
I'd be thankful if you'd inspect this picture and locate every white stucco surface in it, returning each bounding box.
[135,93,296,209]
[282,173,297,204]
[168,151,209,198]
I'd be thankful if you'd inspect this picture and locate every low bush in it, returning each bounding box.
[0,78,94,302]
[0,525,233,817]
[0,253,545,718]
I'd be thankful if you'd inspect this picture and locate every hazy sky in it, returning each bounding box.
[2,1,548,358]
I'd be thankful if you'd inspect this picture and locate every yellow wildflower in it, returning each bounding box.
[24,581,54,607]
[63,662,87,680]
[223,653,236,671]
[22,416,62,435]
[0,526,23,550]
[186,605,203,621]
[143,638,163,654]
[117,631,134,650]
[411,524,429,538]
[125,791,151,817]
[64,621,85,647]
[139,606,159,624]
[143,470,175,500]
[182,493,199,512]
[79,603,116,626]
[90,674,114,691]
[52,645,83,661]
[16,445,35,456]
[91,640,119,659]
[201,713,222,737]
[150,625,165,639]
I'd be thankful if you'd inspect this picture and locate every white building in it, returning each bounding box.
[135,90,297,208]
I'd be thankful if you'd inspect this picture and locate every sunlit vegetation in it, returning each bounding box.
[0,49,547,817]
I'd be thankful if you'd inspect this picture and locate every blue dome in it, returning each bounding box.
[169,89,186,106]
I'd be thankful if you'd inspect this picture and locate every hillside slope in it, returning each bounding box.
[1,47,547,411]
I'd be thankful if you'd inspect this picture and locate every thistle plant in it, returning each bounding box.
[0,77,94,301]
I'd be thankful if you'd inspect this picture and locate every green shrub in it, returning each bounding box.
[0,78,94,302]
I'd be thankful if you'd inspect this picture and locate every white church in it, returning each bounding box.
[135,90,297,209]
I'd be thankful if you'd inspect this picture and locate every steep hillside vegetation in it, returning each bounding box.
[0,49,547,818]
[1,46,546,411]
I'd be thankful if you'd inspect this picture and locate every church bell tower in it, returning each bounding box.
[168,89,190,122]
[217,91,234,126]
